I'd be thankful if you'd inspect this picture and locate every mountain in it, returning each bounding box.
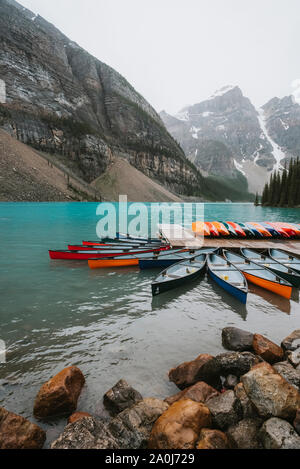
[160,86,297,193]
[0,0,204,199]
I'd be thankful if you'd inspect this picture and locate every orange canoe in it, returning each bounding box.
[248,222,272,237]
[243,272,292,300]
[192,222,210,236]
[211,222,230,236]
[89,258,139,269]
[205,222,220,237]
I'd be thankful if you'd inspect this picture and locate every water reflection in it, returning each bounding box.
[248,284,291,315]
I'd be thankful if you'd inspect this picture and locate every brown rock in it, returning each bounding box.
[227,418,263,449]
[252,334,284,364]
[34,366,85,419]
[165,381,219,406]
[103,379,142,416]
[148,399,211,449]
[0,406,46,449]
[168,354,214,390]
[197,428,230,449]
[241,362,300,421]
[68,412,92,424]
[234,382,258,418]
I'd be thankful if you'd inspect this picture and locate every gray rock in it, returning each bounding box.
[273,361,300,389]
[259,418,300,449]
[287,347,300,367]
[227,418,263,449]
[103,379,143,416]
[206,390,242,430]
[222,327,254,352]
[51,398,168,449]
[294,409,300,435]
[281,330,300,352]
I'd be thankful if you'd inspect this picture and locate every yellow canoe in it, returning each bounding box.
[192,221,210,236]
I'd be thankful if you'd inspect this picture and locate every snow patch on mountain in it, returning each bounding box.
[257,108,286,171]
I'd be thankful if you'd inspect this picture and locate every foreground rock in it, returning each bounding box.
[149,399,211,450]
[260,418,300,449]
[252,334,284,364]
[273,361,300,389]
[103,379,142,416]
[287,348,300,367]
[205,390,242,430]
[294,409,300,434]
[281,330,300,352]
[34,366,85,419]
[242,362,300,421]
[222,327,254,352]
[197,429,230,449]
[165,381,219,406]
[0,406,46,449]
[68,412,92,424]
[227,418,263,449]
[52,398,168,449]
[234,383,258,418]
[168,354,217,390]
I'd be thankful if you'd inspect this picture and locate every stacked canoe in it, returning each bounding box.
[192,221,300,239]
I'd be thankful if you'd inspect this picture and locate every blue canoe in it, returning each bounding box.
[207,253,248,304]
[140,248,218,270]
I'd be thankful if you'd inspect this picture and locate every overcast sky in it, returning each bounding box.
[18,0,300,114]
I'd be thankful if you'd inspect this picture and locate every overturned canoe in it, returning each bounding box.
[248,222,272,237]
[207,253,248,304]
[226,222,246,238]
[223,250,292,299]
[151,255,207,296]
[192,222,210,237]
[211,222,230,237]
[241,248,300,288]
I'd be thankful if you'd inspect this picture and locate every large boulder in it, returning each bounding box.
[234,383,258,418]
[148,399,211,450]
[222,327,254,352]
[259,418,300,449]
[227,418,263,449]
[287,348,300,368]
[196,428,231,449]
[252,334,284,364]
[205,390,242,430]
[281,330,300,352]
[168,354,217,390]
[165,381,219,406]
[0,406,46,449]
[34,366,85,419]
[103,379,142,416]
[200,352,261,387]
[52,398,168,449]
[241,362,300,421]
[273,361,300,389]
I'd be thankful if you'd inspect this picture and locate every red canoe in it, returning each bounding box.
[49,246,169,260]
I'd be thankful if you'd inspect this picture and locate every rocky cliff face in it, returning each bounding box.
[262,95,300,163]
[160,86,276,179]
[0,0,201,196]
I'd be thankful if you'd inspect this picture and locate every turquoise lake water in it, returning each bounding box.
[0,202,299,446]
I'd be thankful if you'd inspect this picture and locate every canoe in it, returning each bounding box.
[260,223,281,237]
[68,244,161,251]
[226,222,246,238]
[211,222,230,236]
[221,222,238,237]
[49,246,167,260]
[223,250,292,299]
[82,239,165,246]
[269,223,296,237]
[207,254,248,303]
[244,223,264,238]
[284,223,300,237]
[117,233,162,243]
[241,248,300,288]
[151,255,207,296]
[205,222,219,237]
[247,222,272,237]
[192,222,210,237]
[236,222,256,237]
[139,248,218,270]
[269,249,300,275]
[266,223,290,238]
[88,249,186,269]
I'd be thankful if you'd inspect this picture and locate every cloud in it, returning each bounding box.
[291,79,300,103]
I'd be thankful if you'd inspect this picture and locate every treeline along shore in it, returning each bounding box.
[261,158,300,208]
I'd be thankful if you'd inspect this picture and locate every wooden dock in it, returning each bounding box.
[158,224,300,256]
